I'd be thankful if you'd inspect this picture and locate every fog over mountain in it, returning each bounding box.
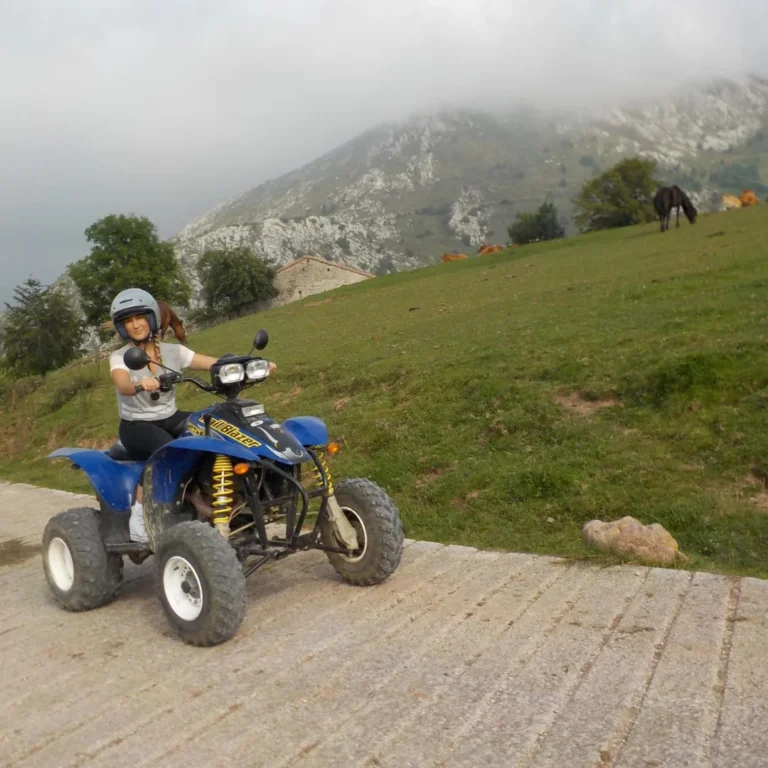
[1,0,766,303]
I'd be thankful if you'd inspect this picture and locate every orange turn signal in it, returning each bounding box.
[233,462,250,475]
[326,441,341,456]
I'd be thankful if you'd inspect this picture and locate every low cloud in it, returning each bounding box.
[0,0,765,300]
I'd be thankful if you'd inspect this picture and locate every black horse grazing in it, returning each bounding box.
[653,185,697,232]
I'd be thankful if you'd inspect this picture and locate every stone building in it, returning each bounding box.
[273,256,374,306]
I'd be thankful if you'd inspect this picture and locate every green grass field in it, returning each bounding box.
[4,205,768,576]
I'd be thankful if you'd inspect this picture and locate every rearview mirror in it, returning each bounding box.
[253,329,269,351]
[124,347,151,371]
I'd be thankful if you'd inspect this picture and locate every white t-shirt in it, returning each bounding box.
[109,342,196,421]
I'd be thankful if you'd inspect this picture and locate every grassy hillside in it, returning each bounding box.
[4,205,768,577]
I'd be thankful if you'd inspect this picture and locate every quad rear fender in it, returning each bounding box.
[46,438,256,513]
[47,448,144,513]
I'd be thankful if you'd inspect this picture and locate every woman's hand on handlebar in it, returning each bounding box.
[138,376,161,392]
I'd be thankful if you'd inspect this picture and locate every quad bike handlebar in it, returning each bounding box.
[123,328,272,403]
[134,369,264,400]
[134,372,215,400]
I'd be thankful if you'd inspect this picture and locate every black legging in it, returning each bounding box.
[119,410,191,461]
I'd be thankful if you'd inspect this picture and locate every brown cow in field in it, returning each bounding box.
[478,244,504,256]
[440,253,467,263]
[740,189,760,207]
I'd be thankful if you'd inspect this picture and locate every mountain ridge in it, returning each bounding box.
[171,75,768,304]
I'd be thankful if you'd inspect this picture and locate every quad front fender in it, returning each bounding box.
[47,448,144,513]
[282,416,328,447]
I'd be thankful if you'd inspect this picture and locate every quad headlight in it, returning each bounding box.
[246,359,271,381]
[241,403,265,418]
[218,362,245,384]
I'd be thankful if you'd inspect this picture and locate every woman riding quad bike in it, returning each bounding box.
[106,288,276,542]
[41,288,404,646]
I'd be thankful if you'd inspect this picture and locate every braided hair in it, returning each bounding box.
[147,333,163,373]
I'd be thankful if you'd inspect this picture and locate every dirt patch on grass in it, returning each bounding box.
[750,492,768,511]
[304,298,334,308]
[745,465,768,510]
[272,385,303,404]
[418,467,446,486]
[451,489,483,511]
[415,461,459,488]
[479,417,509,445]
[80,437,114,451]
[553,391,621,417]
[45,426,67,451]
[0,419,38,458]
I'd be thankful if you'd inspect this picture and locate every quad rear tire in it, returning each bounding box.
[320,478,404,585]
[155,521,246,647]
[42,507,124,611]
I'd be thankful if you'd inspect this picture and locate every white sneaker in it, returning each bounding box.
[129,502,149,544]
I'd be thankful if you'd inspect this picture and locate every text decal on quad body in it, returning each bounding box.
[187,417,262,449]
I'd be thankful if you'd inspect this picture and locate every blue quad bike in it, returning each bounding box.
[42,329,404,646]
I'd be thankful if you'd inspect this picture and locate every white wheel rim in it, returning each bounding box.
[163,556,204,621]
[48,537,75,591]
[339,506,367,563]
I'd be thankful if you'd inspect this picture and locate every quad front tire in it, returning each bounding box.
[320,478,404,585]
[155,521,246,647]
[42,507,124,611]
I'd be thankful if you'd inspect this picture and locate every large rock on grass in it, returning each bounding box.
[582,516,688,566]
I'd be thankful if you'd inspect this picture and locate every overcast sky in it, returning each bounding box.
[1,0,766,305]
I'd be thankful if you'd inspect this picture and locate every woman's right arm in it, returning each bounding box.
[110,369,161,396]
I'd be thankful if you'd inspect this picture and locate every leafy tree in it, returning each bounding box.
[197,246,278,319]
[572,157,658,232]
[68,214,191,331]
[508,201,566,244]
[0,278,84,375]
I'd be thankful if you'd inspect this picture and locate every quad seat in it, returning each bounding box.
[106,440,134,462]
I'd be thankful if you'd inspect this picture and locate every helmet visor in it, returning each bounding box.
[113,306,153,324]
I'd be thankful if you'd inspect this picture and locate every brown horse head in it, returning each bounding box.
[169,315,187,343]
[678,188,698,224]
[156,299,187,343]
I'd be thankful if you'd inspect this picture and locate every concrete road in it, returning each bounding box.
[1,481,767,768]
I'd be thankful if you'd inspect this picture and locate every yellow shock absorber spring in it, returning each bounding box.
[312,450,334,494]
[211,454,234,530]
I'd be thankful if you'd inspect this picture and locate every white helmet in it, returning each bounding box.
[110,288,161,340]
